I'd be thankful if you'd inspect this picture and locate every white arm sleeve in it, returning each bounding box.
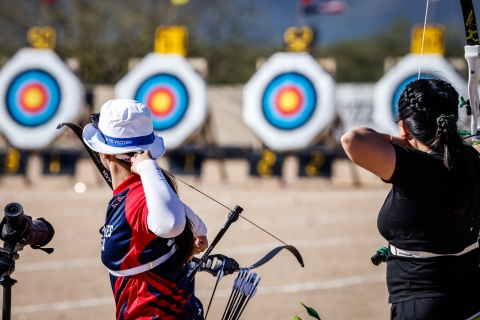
[137,159,186,238]
[183,203,208,237]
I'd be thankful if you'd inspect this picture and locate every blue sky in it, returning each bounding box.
[243,0,480,45]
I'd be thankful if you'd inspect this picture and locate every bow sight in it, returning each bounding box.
[0,202,55,320]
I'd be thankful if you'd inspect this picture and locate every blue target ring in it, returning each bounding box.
[6,69,61,127]
[392,74,434,119]
[262,73,317,130]
[134,74,189,131]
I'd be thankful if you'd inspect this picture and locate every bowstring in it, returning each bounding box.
[418,0,430,79]
[172,174,288,246]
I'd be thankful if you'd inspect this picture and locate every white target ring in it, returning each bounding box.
[243,52,335,152]
[373,54,468,135]
[0,48,84,149]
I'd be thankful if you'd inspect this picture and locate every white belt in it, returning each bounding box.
[107,245,176,277]
[389,242,479,259]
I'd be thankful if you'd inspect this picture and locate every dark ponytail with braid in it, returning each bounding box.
[397,79,480,215]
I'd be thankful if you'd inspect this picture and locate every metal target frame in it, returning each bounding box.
[0,48,84,150]
[243,52,335,152]
[373,54,468,135]
[115,53,207,150]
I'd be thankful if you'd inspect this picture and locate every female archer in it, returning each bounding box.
[342,79,480,319]
[82,99,208,319]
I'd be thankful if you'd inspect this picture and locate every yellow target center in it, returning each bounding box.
[22,87,45,110]
[151,91,173,114]
[278,90,300,113]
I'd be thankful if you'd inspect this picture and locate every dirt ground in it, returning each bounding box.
[0,159,392,320]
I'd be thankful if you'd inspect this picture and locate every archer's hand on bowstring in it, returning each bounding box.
[189,235,208,260]
[130,150,153,173]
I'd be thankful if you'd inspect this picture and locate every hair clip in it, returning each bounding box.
[436,114,454,124]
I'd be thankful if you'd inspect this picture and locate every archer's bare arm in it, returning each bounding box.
[341,127,407,181]
[474,144,480,153]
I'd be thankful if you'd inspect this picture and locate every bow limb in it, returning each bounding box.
[57,123,113,189]
[247,245,304,270]
[194,245,304,278]
[460,0,480,138]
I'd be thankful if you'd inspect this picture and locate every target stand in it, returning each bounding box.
[116,53,229,182]
[162,112,229,183]
[115,53,207,151]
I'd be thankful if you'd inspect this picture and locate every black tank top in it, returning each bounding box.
[378,144,480,303]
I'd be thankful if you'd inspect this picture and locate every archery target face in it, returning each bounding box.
[262,72,316,130]
[134,74,189,131]
[373,54,468,135]
[244,52,335,151]
[0,48,84,150]
[6,69,61,127]
[115,53,207,150]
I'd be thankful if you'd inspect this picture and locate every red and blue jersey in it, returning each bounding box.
[101,174,204,320]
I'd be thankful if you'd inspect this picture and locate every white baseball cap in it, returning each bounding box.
[82,99,166,158]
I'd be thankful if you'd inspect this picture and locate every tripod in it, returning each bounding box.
[0,202,55,320]
[0,243,20,320]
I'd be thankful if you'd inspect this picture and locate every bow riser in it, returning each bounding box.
[188,205,244,281]
[460,0,480,139]
[464,45,480,138]
[191,254,240,277]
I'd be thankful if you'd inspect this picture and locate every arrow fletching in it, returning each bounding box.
[300,302,321,320]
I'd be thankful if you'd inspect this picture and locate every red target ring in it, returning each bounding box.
[275,86,304,116]
[147,87,176,117]
[19,83,48,115]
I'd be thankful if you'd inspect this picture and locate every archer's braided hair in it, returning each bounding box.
[397,79,480,215]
